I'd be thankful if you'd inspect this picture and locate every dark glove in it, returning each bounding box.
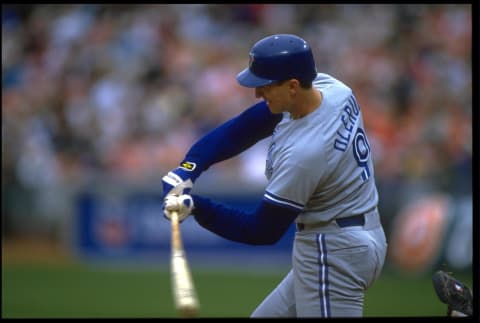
[432,270,473,316]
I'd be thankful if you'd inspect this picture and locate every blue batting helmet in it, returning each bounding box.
[236,34,317,88]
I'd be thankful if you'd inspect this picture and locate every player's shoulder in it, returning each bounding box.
[313,73,351,92]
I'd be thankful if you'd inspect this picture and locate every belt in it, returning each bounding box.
[296,214,365,231]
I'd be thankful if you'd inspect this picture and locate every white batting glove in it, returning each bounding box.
[161,169,193,199]
[163,194,194,223]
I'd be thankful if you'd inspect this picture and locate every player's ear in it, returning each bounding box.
[288,79,300,94]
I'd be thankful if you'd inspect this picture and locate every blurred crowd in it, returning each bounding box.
[2,4,472,237]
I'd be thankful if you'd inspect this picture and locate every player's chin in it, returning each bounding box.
[266,102,280,114]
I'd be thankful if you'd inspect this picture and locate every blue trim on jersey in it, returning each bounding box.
[264,191,304,211]
[317,234,331,317]
[361,167,370,181]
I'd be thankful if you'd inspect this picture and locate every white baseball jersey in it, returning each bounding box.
[263,73,378,224]
[253,73,387,317]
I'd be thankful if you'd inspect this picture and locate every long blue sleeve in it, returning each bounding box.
[181,101,282,181]
[191,194,299,245]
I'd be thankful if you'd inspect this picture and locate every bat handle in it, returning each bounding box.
[170,210,179,225]
[170,211,182,250]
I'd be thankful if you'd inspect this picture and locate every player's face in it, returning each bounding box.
[255,80,294,114]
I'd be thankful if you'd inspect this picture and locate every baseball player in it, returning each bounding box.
[162,34,388,317]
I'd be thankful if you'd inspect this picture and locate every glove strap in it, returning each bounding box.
[163,171,185,187]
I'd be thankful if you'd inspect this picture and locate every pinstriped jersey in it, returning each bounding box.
[263,73,378,224]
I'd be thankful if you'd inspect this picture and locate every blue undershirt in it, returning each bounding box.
[192,195,299,245]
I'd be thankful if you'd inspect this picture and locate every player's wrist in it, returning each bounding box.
[176,159,202,182]
[161,160,203,200]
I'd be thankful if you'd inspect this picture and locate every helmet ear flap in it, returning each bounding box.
[236,34,317,88]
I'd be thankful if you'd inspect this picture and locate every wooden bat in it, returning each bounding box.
[169,210,199,318]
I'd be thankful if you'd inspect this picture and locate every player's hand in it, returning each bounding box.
[161,167,194,200]
[163,194,194,223]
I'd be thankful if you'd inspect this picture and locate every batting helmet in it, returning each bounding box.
[236,34,317,88]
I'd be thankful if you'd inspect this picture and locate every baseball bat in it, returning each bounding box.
[169,210,199,318]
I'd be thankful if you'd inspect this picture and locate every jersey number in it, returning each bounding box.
[353,127,371,182]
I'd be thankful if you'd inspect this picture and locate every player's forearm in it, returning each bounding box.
[182,101,281,176]
[191,195,297,245]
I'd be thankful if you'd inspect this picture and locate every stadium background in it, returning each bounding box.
[2,4,475,318]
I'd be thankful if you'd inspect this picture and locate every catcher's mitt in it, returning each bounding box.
[432,270,473,316]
